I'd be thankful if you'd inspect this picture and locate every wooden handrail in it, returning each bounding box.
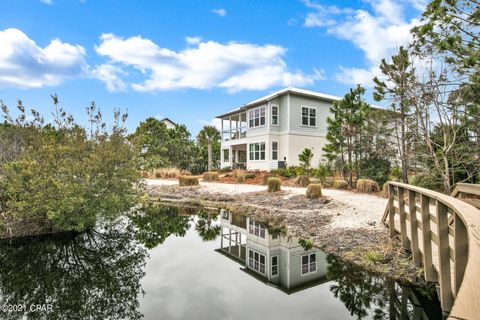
[383,181,480,319]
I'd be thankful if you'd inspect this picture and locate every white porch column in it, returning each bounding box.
[229,145,233,167]
[221,118,224,141]
[229,116,232,140]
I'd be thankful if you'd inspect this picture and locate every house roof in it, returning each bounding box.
[215,87,387,118]
[159,117,176,125]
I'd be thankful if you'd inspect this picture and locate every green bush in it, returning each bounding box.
[295,175,311,187]
[271,166,298,178]
[409,174,442,191]
[333,179,349,189]
[267,177,281,192]
[244,173,256,180]
[202,172,219,182]
[313,163,331,183]
[299,238,313,250]
[306,184,322,199]
[179,176,199,186]
[356,179,380,193]
[219,166,231,173]
[358,157,391,186]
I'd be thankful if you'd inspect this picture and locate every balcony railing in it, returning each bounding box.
[222,127,247,141]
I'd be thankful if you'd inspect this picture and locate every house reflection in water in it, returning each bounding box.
[216,210,328,293]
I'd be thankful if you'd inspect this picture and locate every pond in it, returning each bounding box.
[0,204,444,320]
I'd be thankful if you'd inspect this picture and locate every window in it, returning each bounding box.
[271,256,278,277]
[223,149,230,162]
[271,105,279,125]
[248,250,266,274]
[249,107,266,128]
[301,253,317,275]
[271,141,278,160]
[301,107,316,127]
[249,220,265,238]
[249,142,265,161]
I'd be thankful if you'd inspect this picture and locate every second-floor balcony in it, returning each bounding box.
[220,111,247,142]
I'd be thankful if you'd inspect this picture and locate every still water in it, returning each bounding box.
[0,204,443,320]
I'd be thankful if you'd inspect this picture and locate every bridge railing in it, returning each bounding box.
[382,181,480,319]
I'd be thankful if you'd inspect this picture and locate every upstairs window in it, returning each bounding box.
[301,107,316,127]
[249,142,265,161]
[301,253,317,275]
[249,107,266,128]
[271,105,279,125]
[272,141,278,160]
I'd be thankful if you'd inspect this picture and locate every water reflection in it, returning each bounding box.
[0,221,147,320]
[217,210,443,319]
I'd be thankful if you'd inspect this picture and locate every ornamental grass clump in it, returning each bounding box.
[178,176,199,186]
[202,171,219,182]
[295,175,311,187]
[267,177,281,192]
[306,184,322,199]
[262,173,274,185]
[356,179,380,193]
[333,179,349,189]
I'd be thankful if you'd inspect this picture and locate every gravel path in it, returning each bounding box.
[145,179,387,230]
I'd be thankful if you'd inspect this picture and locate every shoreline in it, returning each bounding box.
[146,179,425,285]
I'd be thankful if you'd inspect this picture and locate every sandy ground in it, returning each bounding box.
[146,179,387,230]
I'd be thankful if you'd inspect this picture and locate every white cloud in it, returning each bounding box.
[303,0,421,87]
[185,36,202,45]
[94,33,323,92]
[199,118,222,130]
[211,8,226,17]
[0,28,87,88]
[91,63,127,92]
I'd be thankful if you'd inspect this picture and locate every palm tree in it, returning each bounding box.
[195,211,221,241]
[299,148,314,172]
[197,125,220,171]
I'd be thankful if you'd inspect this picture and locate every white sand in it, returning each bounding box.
[146,179,387,230]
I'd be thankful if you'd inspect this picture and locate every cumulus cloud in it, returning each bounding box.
[91,63,127,92]
[303,0,421,87]
[0,28,87,88]
[211,8,226,17]
[93,33,323,92]
[185,36,202,45]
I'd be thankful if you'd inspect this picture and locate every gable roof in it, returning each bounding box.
[159,117,176,126]
[216,87,386,118]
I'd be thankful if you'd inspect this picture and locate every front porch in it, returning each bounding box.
[221,143,247,169]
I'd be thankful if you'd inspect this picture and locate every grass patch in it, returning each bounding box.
[356,179,380,193]
[202,172,219,182]
[179,176,199,186]
[306,184,322,199]
[295,175,311,187]
[267,177,281,192]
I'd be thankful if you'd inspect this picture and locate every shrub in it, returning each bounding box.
[358,157,391,186]
[233,169,246,179]
[179,176,199,186]
[313,163,331,183]
[244,173,256,180]
[409,174,442,191]
[202,171,219,182]
[236,174,245,183]
[306,184,322,199]
[322,177,334,188]
[141,171,150,178]
[356,179,380,193]
[333,179,349,189]
[267,177,281,192]
[219,166,232,173]
[151,167,189,179]
[299,238,313,250]
[295,175,311,187]
[271,166,297,178]
[262,173,274,185]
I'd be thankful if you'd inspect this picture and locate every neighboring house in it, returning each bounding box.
[217,210,328,293]
[159,117,176,129]
[216,87,383,171]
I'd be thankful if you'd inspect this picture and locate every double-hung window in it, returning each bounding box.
[271,256,279,277]
[271,141,278,160]
[249,107,266,128]
[271,105,279,126]
[249,142,265,161]
[248,250,266,274]
[249,220,265,238]
[301,253,317,275]
[301,106,316,127]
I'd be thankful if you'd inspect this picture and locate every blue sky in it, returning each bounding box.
[0,0,426,135]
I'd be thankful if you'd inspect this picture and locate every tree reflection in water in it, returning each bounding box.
[326,255,442,320]
[195,210,221,242]
[129,204,192,249]
[0,220,147,320]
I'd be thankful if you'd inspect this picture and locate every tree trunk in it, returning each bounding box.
[207,143,212,171]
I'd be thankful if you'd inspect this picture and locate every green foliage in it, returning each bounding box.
[298,148,314,171]
[356,179,380,193]
[179,176,199,186]
[295,175,311,187]
[306,184,322,199]
[298,238,313,251]
[365,251,383,263]
[262,173,274,185]
[409,174,443,191]
[267,177,281,192]
[271,166,298,178]
[195,210,221,241]
[389,164,402,182]
[0,98,140,234]
[197,125,221,171]
[244,173,256,180]
[202,171,219,182]
[358,157,391,186]
[312,163,332,183]
[333,179,349,189]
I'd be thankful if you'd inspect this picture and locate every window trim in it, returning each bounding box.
[271,255,279,277]
[248,142,266,161]
[248,106,267,129]
[301,253,317,276]
[248,249,266,275]
[300,106,317,128]
[249,219,266,238]
[271,105,279,126]
[271,141,278,161]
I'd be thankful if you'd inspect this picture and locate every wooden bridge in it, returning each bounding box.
[383,182,480,319]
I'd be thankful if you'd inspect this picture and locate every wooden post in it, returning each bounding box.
[454,214,468,295]
[436,201,453,311]
[398,188,409,249]
[388,184,395,237]
[409,190,421,265]
[421,194,435,281]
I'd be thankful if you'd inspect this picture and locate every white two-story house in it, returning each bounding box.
[216,87,343,171]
